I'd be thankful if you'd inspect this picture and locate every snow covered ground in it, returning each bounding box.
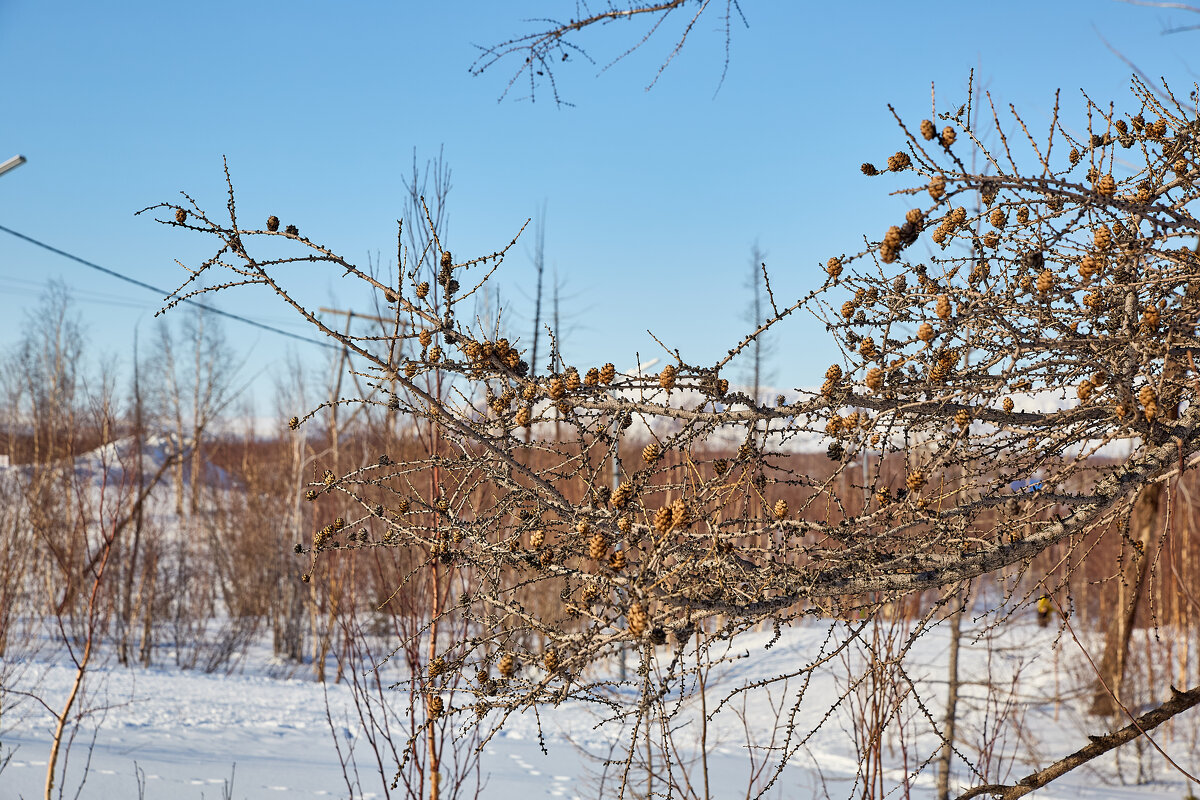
[2,613,1197,800]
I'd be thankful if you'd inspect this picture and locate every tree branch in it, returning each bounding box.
[954,684,1200,800]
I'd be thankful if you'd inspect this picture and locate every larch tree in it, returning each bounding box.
[142,4,1200,792]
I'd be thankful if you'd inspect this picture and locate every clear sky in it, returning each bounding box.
[1,1,1197,419]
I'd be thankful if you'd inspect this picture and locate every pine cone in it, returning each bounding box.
[581,582,600,604]
[866,367,883,392]
[588,531,607,561]
[498,653,515,678]
[608,549,626,571]
[627,603,648,637]
[1036,269,1054,294]
[670,498,687,527]
[515,405,531,427]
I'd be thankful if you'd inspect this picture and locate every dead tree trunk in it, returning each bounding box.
[1090,483,1161,716]
[1091,289,1195,716]
[937,587,966,799]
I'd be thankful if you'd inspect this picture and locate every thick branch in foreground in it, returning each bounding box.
[954,684,1200,800]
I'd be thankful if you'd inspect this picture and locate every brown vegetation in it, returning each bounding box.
[117,72,1200,796]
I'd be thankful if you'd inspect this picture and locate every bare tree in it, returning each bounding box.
[1121,0,1200,34]
[6,280,84,466]
[937,585,967,800]
[528,202,547,384]
[740,242,775,404]
[471,0,748,104]
[145,73,1200,797]
[150,306,238,517]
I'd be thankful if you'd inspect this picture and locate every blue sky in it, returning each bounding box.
[1,1,1197,417]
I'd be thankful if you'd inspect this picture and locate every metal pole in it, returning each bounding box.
[0,154,26,178]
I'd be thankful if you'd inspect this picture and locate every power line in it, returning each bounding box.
[0,223,340,351]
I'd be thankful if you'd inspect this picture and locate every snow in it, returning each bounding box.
[2,616,1196,799]
[0,440,1189,799]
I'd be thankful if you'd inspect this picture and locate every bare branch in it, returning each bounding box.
[469,1,746,104]
[954,684,1200,799]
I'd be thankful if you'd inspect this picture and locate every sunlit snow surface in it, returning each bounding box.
[0,431,1179,799]
[2,618,1195,799]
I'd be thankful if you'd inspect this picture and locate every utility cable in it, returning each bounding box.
[0,223,340,351]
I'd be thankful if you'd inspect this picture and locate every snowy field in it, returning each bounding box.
[2,615,1197,800]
